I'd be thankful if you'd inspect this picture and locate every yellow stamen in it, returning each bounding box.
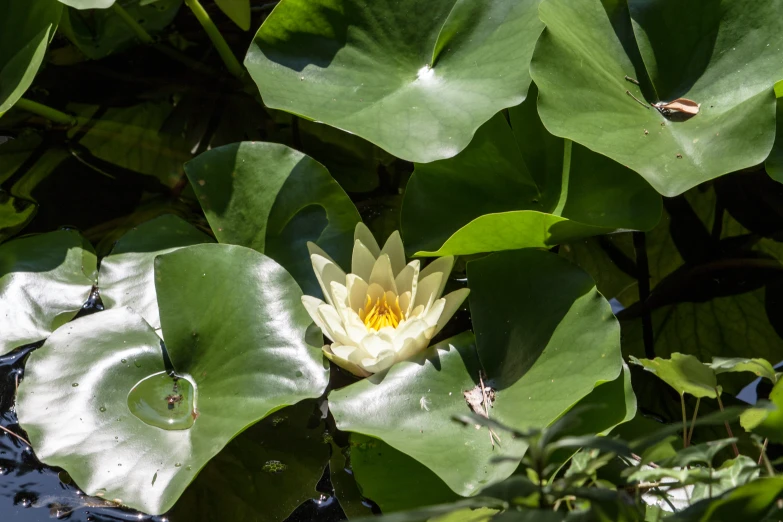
[362,293,404,330]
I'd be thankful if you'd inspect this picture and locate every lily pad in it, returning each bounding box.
[350,434,460,513]
[17,242,328,514]
[468,249,624,434]
[98,214,213,330]
[58,0,115,8]
[171,400,330,521]
[531,0,783,196]
[0,230,96,353]
[402,85,661,256]
[330,332,528,497]
[184,141,360,296]
[0,0,62,113]
[60,0,182,60]
[331,249,625,495]
[244,0,544,163]
[629,353,718,399]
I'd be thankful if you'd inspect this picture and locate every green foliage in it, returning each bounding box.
[2,0,783,520]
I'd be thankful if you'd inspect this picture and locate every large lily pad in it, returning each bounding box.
[0,0,62,113]
[17,243,328,514]
[60,0,182,60]
[99,214,213,330]
[330,249,625,496]
[171,400,330,521]
[0,230,96,354]
[245,0,544,163]
[329,332,528,497]
[401,85,661,256]
[531,0,783,196]
[468,249,624,434]
[350,434,460,513]
[184,141,360,296]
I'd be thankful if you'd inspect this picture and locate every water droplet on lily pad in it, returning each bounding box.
[262,460,287,473]
[99,406,106,412]
[121,359,127,364]
[71,383,79,387]
[127,372,197,431]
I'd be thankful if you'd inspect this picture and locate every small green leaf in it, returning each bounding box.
[708,358,778,384]
[57,0,115,8]
[740,379,783,443]
[0,230,95,353]
[184,141,360,296]
[629,353,718,398]
[215,0,250,31]
[690,456,760,502]
[669,476,783,522]
[245,0,544,163]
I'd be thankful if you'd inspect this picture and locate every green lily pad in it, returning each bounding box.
[531,0,783,196]
[99,214,213,329]
[184,141,360,296]
[17,243,328,514]
[171,400,331,521]
[468,249,624,434]
[330,332,528,497]
[402,85,661,256]
[331,249,625,496]
[0,0,62,113]
[765,87,783,184]
[629,353,718,399]
[244,0,544,163]
[60,0,182,60]
[0,230,96,353]
[350,434,460,513]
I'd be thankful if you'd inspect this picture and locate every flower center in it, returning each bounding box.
[361,294,404,331]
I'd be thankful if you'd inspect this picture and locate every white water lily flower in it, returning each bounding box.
[302,223,470,377]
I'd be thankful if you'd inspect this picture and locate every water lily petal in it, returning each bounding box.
[360,350,397,374]
[392,318,431,350]
[352,239,377,281]
[369,254,397,294]
[301,295,327,329]
[380,231,406,277]
[362,333,394,358]
[323,345,371,378]
[317,303,348,342]
[394,327,436,362]
[311,253,346,305]
[329,281,351,320]
[422,298,446,328]
[434,288,470,335]
[346,274,369,311]
[395,260,420,297]
[419,256,454,301]
[413,272,443,310]
[354,222,380,258]
[307,241,337,263]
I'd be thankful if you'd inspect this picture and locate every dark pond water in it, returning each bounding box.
[0,301,348,522]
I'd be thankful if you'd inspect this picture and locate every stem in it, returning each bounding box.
[14,98,85,126]
[760,442,775,476]
[184,0,245,78]
[0,425,30,447]
[759,438,768,466]
[715,390,740,457]
[633,231,655,358]
[553,139,572,216]
[686,397,700,446]
[680,393,688,448]
[112,3,154,44]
